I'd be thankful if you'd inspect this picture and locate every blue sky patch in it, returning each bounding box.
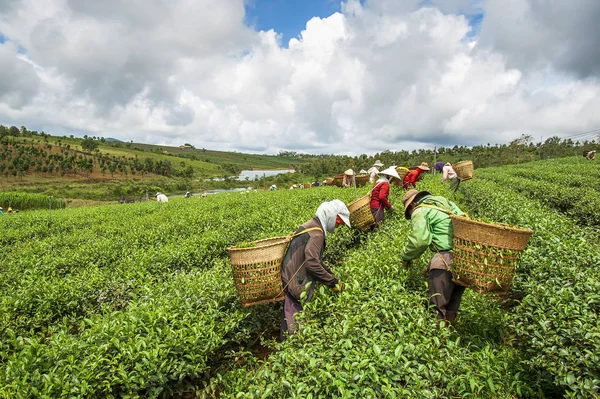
[245,0,482,47]
[245,0,341,46]
[466,12,484,38]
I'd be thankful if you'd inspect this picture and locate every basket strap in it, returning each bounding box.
[416,204,470,219]
[416,204,454,270]
[278,259,307,299]
[417,204,470,271]
[278,226,326,298]
[416,203,454,215]
[431,242,451,270]
[368,181,386,198]
[288,226,323,239]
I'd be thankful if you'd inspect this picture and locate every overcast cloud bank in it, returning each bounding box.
[0,0,599,154]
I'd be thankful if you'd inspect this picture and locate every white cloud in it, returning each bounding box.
[0,41,40,109]
[0,0,599,155]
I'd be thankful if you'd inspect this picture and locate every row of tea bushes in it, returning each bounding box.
[0,188,363,397]
[214,182,532,398]
[0,191,65,211]
[460,177,600,397]
[476,168,600,227]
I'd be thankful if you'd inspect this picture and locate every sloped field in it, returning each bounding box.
[1,158,598,398]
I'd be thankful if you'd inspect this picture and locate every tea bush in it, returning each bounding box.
[2,158,599,398]
[214,182,530,398]
[476,157,600,227]
[460,178,600,397]
[0,191,65,211]
[0,188,361,397]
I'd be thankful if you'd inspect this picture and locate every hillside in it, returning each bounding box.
[1,125,598,201]
[0,126,313,200]
[129,142,306,170]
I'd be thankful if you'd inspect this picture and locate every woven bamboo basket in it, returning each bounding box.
[354,174,370,187]
[325,177,334,185]
[454,161,474,181]
[391,167,410,187]
[227,236,291,306]
[347,194,374,231]
[450,215,533,294]
[302,183,312,189]
[332,174,345,187]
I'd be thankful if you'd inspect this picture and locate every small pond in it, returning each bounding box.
[237,169,295,181]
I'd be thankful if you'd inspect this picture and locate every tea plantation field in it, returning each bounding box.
[0,157,598,398]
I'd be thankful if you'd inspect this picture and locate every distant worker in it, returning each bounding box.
[270,184,277,191]
[586,150,596,160]
[312,180,320,187]
[155,192,168,203]
[185,191,192,198]
[403,162,430,189]
[441,162,460,193]
[400,189,465,326]
[0,207,3,215]
[201,192,208,198]
[370,166,400,227]
[343,169,355,188]
[368,160,384,183]
[280,199,350,340]
[434,162,444,173]
[7,207,13,213]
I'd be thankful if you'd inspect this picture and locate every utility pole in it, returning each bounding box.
[433,146,436,176]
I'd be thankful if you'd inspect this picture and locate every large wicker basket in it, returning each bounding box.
[332,174,345,187]
[354,174,370,187]
[347,194,374,231]
[391,167,410,187]
[450,216,533,294]
[325,177,334,186]
[454,161,474,181]
[227,237,291,306]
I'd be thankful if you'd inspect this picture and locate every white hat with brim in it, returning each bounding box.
[333,201,351,228]
[373,160,384,167]
[344,169,355,176]
[379,166,401,180]
[417,162,430,171]
[338,212,351,228]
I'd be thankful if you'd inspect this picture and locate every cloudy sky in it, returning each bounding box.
[1,0,599,155]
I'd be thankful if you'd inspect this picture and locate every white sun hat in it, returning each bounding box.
[379,166,401,180]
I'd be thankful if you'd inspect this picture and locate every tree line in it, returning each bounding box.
[293,134,599,179]
[2,124,597,183]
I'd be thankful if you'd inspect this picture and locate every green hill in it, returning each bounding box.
[0,126,313,201]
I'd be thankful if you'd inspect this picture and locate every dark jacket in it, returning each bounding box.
[281,218,338,301]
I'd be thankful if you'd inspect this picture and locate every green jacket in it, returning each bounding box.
[401,195,463,262]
